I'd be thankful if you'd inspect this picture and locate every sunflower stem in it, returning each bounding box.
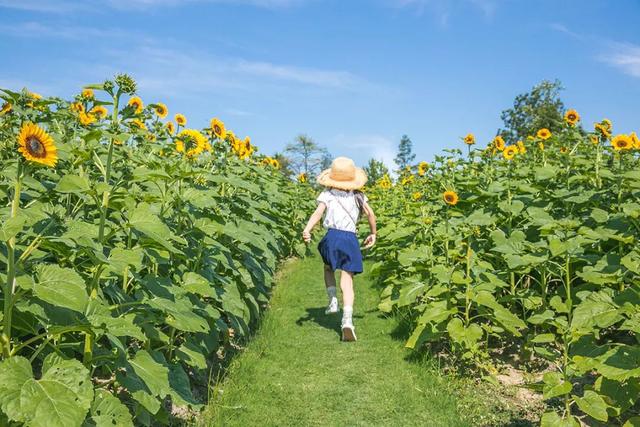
[2,161,23,358]
[97,92,120,243]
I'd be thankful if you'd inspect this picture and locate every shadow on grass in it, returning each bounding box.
[295,307,363,338]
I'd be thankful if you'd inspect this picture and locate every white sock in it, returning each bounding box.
[342,305,353,324]
[326,286,337,301]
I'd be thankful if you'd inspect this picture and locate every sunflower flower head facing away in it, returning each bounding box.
[210,117,227,139]
[177,129,207,157]
[127,96,144,114]
[417,161,429,176]
[611,134,632,151]
[174,113,187,127]
[564,109,580,126]
[0,102,12,115]
[503,145,518,160]
[537,128,552,140]
[130,119,146,130]
[166,121,175,135]
[463,133,475,145]
[70,102,84,114]
[17,122,58,167]
[631,132,640,149]
[516,140,526,154]
[492,135,506,151]
[153,103,168,119]
[297,172,307,183]
[595,122,611,139]
[78,112,96,126]
[589,135,599,145]
[443,190,459,206]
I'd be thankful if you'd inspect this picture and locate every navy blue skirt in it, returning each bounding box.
[318,228,363,275]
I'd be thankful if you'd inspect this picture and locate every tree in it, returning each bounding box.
[394,135,415,171]
[499,80,565,144]
[283,134,330,177]
[363,158,389,183]
[272,152,294,178]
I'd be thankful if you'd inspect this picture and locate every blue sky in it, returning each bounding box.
[0,0,638,170]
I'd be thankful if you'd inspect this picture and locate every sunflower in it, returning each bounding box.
[166,121,175,135]
[130,119,146,130]
[537,128,552,140]
[443,190,459,206]
[174,113,187,126]
[412,191,422,201]
[589,135,599,145]
[78,112,96,126]
[631,132,640,149]
[560,146,568,154]
[128,96,144,114]
[0,102,12,115]
[463,133,475,145]
[595,123,611,138]
[90,105,108,119]
[29,92,42,100]
[378,174,392,190]
[17,122,58,167]
[401,175,415,186]
[526,135,535,141]
[175,140,185,153]
[297,172,307,183]
[492,135,506,151]
[177,128,207,157]
[516,140,526,154]
[270,158,280,169]
[70,102,85,113]
[417,161,429,176]
[503,145,518,160]
[210,117,227,139]
[153,103,168,119]
[564,109,580,126]
[602,119,612,132]
[611,134,632,151]
[82,88,94,99]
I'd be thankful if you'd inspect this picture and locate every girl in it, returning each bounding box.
[302,157,377,342]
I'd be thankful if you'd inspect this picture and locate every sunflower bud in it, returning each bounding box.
[115,73,137,95]
[102,79,115,95]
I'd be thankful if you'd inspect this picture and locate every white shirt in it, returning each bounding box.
[317,189,368,233]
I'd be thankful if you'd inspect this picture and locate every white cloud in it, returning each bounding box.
[599,43,640,78]
[549,22,583,40]
[0,0,87,13]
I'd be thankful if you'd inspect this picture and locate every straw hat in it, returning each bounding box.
[316,157,368,190]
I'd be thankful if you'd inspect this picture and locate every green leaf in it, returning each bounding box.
[34,264,89,313]
[18,357,93,427]
[182,272,216,299]
[542,372,572,399]
[574,390,608,422]
[128,350,171,399]
[0,216,26,241]
[54,174,91,194]
[129,203,180,253]
[624,417,640,427]
[446,318,483,350]
[0,356,32,422]
[540,411,579,427]
[89,389,134,427]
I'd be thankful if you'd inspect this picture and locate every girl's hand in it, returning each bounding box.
[363,233,376,249]
[302,229,312,243]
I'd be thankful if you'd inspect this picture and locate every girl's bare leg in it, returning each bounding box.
[324,264,336,289]
[340,271,354,308]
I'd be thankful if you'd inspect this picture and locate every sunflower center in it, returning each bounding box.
[214,125,221,134]
[26,136,46,158]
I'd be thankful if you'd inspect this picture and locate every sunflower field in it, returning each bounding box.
[369,117,640,425]
[0,74,312,426]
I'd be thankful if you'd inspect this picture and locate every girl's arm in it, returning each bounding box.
[302,203,326,243]
[362,201,377,248]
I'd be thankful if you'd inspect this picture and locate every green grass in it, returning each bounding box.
[199,254,516,427]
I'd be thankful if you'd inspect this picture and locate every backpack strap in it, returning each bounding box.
[334,194,359,227]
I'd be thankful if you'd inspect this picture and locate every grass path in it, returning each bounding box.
[200,253,476,426]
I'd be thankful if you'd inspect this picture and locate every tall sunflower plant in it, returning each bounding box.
[0,75,312,426]
[368,116,640,425]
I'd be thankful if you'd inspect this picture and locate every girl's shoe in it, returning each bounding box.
[325,297,338,314]
[341,320,357,342]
